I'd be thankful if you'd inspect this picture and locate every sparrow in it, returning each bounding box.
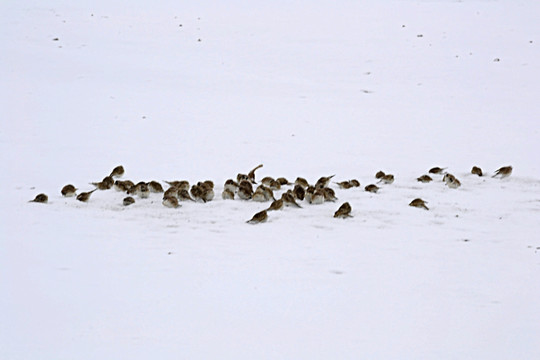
[61,184,77,197]
[417,175,433,183]
[268,180,281,191]
[237,173,249,183]
[409,198,429,210]
[224,179,239,193]
[190,184,202,201]
[246,210,268,224]
[492,166,512,178]
[267,198,284,211]
[237,182,253,200]
[350,179,360,187]
[123,196,135,206]
[92,176,114,190]
[276,177,291,186]
[261,176,274,187]
[163,187,178,199]
[304,186,315,203]
[178,189,196,202]
[310,189,325,205]
[295,177,310,189]
[198,181,215,202]
[429,167,447,175]
[29,193,48,203]
[378,174,394,184]
[76,189,97,202]
[148,181,164,193]
[162,195,180,208]
[247,164,263,183]
[375,171,386,179]
[114,180,134,192]
[222,189,235,200]
[165,180,190,191]
[445,176,461,189]
[281,192,302,208]
[110,165,125,178]
[471,166,483,177]
[138,183,150,198]
[334,202,352,218]
[252,189,268,202]
[315,175,335,189]
[322,187,338,202]
[335,181,353,189]
[293,184,305,201]
[365,184,379,193]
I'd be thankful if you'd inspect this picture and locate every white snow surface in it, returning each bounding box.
[2,0,540,359]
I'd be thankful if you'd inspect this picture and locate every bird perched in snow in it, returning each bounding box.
[293,184,305,200]
[276,177,291,186]
[492,166,512,178]
[76,189,97,202]
[114,180,134,192]
[409,198,429,210]
[237,180,253,200]
[92,176,114,190]
[61,184,77,197]
[281,192,302,208]
[267,198,284,211]
[247,210,268,224]
[247,164,263,184]
[123,196,135,206]
[429,167,447,175]
[309,189,325,205]
[163,187,178,199]
[110,165,125,178]
[198,182,215,202]
[365,184,379,193]
[222,189,235,200]
[268,179,281,191]
[315,175,335,189]
[295,177,310,189]
[375,170,386,179]
[335,180,353,189]
[471,166,483,177]
[322,187,338,202]
[443,174,461,189]
[334,202,352,218]
[261,176,274,187]
[252,188,268,202]
[148,181,164,193]
[165,180,190,191]
[138,183,150,198]
[378,174,394,184]
[162,195,180,208]
[417,175,433,183]
[29,193,48,203]
[178,189,195,202]
[224,179,239,193]
[350,179,360,187]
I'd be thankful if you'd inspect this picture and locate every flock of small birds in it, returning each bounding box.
[28,164,513,224]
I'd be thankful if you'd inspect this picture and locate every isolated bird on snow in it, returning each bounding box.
[417,175,433,183]
[471,166,483,177]
[429,167,447,175]
[247,210,268,224]
[378,174,395,184]
[409,198,429,210]
[334,202,352,218]
[29,193,48,203]
[365,184,379,193]
[492,166,512,179]
[123,196,135,206]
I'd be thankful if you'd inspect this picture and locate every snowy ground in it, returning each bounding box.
[2,1,540,359]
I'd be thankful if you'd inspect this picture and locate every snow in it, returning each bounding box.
[2,0,540,359]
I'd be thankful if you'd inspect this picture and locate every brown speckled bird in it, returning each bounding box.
[148,181,164,193]
[267,198,284,211]
[375,171,386,179]
[492,166,512,179]
[315,175,335,189]
[365,184,379,193]
[295,177,310,189]
[281,192,302,208]
[92,176,114,190]
[247,164,263,184]
[334,202,352,218]
[378,174,394,184]
[222,189,235,200]
[29,193,48,203]
[247,210,268,224]
[417,175,433,183]
[110,165,125,178]
[409,198,429,210]
[429,167,447,175]
[61,184,77,197]
[471,166,483,177]
[123,196,135,206]
[162,195,180,208]
[76,189,97,202]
